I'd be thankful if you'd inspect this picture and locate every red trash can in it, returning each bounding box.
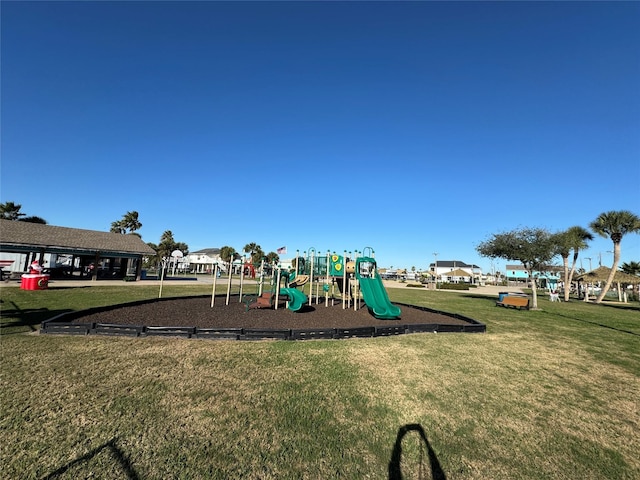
[20,274,50,290]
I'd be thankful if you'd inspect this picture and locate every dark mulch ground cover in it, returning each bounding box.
[71,295,472,330]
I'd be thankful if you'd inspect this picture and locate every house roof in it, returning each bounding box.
[444,268,472,277]
[506,264,525,270]
[191,248,221,256]
[0,219,156,257]
[506,264,563,273]
[431,260,479,268]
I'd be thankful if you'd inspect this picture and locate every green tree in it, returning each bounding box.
[220,246,237,264]
[20,216,48,224]
[0,201,25,220]
[0,202,47,223]
[265,251,280,265]
[477,227,557,309]
[589,210,640,303]
[243,243,264,265]
[144,242,159,269]
[111,211,142,235]
[620,261,640,276]
[554,226,594,302]
[144,231,189,274]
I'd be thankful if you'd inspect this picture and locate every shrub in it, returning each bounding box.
[438,283,470,290]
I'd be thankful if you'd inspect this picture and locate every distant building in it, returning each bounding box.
[186,249,290,275]
[186,248,223,273]
[505,264,562,288]
[428,260,482,283]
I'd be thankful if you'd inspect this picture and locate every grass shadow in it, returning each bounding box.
[596,301,640,312]
[0,300,73,334]
[548,310,640,337]
[41,437,139,480]
[389,423,447,480]
[461,293,500,302]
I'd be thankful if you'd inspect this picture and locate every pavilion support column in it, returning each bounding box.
[135,256,142,281]
[23,253,32,272]
[121,258,129,277]
[92,252,100,281]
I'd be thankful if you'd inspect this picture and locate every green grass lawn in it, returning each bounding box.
[1,284,639,479]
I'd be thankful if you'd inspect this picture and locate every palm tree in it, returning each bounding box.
[122,211,142,232]
[589,210,640,303]
[265,251,279,265]
[0,201,25,220]
[220,246,236,264]
[554,226,594,301]
[243,243,264,264]
[111,211,142,234]
[243,243,258,256]
[620,261,640,276]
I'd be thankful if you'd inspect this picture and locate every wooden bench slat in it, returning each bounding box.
[496,295,530,310]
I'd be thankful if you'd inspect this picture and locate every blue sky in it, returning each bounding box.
[2,1,639,272]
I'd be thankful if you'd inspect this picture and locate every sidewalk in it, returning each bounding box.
[2,276,523,297]
[382,280,523,296]
[0,277,206,288]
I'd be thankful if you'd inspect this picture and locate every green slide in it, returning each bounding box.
[356,257,402,319]
[280,288,308,312]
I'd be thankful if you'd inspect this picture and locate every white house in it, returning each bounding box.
[186,248,223,273]
[428,260,482,283]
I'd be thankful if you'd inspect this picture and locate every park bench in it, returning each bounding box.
[496,295,530,310]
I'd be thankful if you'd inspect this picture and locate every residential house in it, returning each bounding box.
[186,248,223,273]
[428,260,482,284]
[505,264,562,288]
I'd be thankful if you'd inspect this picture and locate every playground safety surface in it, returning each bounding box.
[41,295,486,339]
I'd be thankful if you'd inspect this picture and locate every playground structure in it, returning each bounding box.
[209,247,402,319]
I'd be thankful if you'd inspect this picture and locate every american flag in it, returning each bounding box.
[277,246,287,254]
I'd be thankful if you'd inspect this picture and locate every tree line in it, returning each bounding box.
[107,213,281,269]
[476,209,640,308]
[3,202,637,296]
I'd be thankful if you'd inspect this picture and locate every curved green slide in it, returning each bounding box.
[280,288,308,312]
[356,257,401,319]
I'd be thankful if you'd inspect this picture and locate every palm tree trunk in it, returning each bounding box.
[595,243,621,303]
[566,251,580,302]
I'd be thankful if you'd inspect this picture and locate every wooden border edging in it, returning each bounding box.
[39,298,487,340]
